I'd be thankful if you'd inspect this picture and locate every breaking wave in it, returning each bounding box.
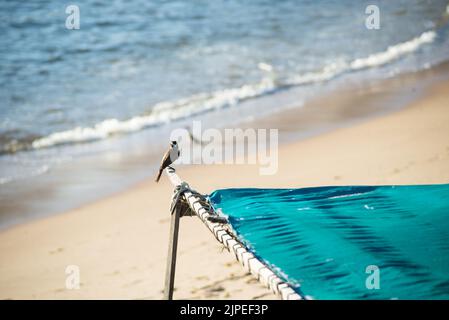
[29,30,437,150]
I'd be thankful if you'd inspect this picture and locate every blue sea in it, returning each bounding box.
[1,1,449,226]
[210,184,449,299]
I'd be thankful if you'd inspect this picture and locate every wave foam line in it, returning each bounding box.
[31,78,277,149]
[350,31,436,70]
[31,30,436,150]
[287,31,436,85]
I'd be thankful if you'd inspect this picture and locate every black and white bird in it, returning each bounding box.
[155,141,180,183]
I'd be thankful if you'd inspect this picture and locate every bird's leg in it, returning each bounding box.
[167,165,176,172]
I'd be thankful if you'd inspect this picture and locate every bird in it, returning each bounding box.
[155,141,180,183]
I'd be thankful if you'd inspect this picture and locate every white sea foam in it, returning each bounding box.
[31,31,436,150]
[258,62,274,72]
[288,31,436,85]
[287,59,348,86]
[32,78,277,149]
[0,164,49,185]
[0,176,13,185]
[350,31,436,70]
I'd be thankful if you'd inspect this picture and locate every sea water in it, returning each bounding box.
[2,1,449,170]
[209,184,449,299]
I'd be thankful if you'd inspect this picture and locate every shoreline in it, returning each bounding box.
[1,74,448,299]
[2,61,449,230]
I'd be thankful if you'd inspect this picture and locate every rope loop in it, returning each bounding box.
[170,182,194,217]
[170,182,228,223]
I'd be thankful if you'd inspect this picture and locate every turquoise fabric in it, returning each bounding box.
[209,184,449,299]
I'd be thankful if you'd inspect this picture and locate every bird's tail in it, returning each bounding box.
[155,168,163,182]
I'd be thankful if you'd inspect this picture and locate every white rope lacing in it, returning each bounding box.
[170,181,228,223]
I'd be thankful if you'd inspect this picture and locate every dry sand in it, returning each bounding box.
[0,78,448,300]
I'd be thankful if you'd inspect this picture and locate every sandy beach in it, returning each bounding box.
[1,76,449,300]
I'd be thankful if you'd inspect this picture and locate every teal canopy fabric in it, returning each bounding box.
[209,184,449,299]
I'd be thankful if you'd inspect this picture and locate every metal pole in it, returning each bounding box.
[164,168,304,300]
[163,203,181,300]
